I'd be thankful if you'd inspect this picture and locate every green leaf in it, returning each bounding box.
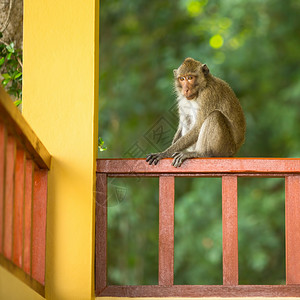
[2,78,10,86]
[2,73,11,80]
[6,53,12,60]
[14,72,22,79]
[6,43,15,53]
[13,99,22,107]
[11,70,22,79]
[0,57,4,66]
[98,137,107,151]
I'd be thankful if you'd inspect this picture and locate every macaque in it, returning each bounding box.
[146,57,246,167]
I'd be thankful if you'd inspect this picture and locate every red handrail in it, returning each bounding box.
[96,158,300,297]
[0,86,50,296]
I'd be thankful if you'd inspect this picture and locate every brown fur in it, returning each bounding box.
[146,58,246,167]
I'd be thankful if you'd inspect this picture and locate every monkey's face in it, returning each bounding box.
[174,58,209,100]
[177,75,198,100]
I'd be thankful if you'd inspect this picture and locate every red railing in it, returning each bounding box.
[0,86,50,296]
[95,158,300,297]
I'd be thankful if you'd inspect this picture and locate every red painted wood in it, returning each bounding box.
[222,176,238,285]
[13,149,25,267]
[3,136,16,259]
[0,123,6,253]
[31,169,47,284]
[159,176,174,286]
[23,159,34,274]
[285,176,300,284]
[95,173,107,293]
[97,158,300,175]
[95,159,300,297]
[99,285,300,297]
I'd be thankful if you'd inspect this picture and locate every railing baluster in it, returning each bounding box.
[95,173,107,293]
[222,175,238,285]
[13,148,25,267]
[4,136,16,259]
[0,86,50,296]
[159,176,174,286]
[0,123,6,254]
[23,159,34,275]
[31,169,47,284]
[285,176,300,284]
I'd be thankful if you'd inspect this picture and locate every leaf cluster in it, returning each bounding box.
[98,137,108,152]
[0,32,22,105]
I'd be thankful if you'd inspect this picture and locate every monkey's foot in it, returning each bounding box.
[172,152,189,167]
[146,152,165,165]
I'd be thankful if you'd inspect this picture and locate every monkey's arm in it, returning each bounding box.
[167,127,199,154]
[146,125,200,165]
[172,125,182,144]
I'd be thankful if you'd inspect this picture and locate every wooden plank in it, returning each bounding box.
[0,85,51,169]
[99,285,300,298]
[23,159,34,274]
[0,123,6,253]
[95,173,107,293]
[106,173,290,178]
[158,176,174,286]
[285,176,300,284]
[3,136,16,259]
[13,148,25,267]
[97,158,300,175]
[222,176,238,285]
[31,169,47,284]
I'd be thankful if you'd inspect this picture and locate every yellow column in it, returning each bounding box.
[22,1,99,299]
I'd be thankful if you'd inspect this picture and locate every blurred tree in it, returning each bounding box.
[99,0,300,285]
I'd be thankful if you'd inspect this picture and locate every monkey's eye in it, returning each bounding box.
[187,75,194,80]
[179,77,185,81]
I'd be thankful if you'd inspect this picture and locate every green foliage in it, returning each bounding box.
[174,178,223,285]
[107,178,159,285]
[98,137,107,152]
[99,0,300,285]
[0,32,23,104]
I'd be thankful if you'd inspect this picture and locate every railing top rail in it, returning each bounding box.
[97,157,300,176]
[0,86,51,169]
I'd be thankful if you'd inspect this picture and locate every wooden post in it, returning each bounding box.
[222,176,238,285]
[0,123,6,254]
[23,159,34,275]
[13,149,25,267]
[158,176,174,286]
[31,169,48,284]
[3,136,16,259]
[285,176,300,284]
[95,173,107,293]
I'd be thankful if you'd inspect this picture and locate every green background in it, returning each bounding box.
[99,0,300,285]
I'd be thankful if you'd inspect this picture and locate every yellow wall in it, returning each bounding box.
[0,266,45,300]
[1,0,98,299]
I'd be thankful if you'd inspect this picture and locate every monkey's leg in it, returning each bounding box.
[172,111,236,167]
[197,110,236,157]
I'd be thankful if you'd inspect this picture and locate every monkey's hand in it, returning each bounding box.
[172,152,189,168]
[146,152,167,165]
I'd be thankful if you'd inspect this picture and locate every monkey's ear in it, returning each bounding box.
[173,69,177,77]
[202,64,209,75]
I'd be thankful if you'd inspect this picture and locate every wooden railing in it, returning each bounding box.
[0,86,50,296]
[95,158,300,297]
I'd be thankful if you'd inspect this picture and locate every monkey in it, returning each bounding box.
[146,57,246,167]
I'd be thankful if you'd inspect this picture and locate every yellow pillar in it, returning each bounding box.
[21,1,99,299]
